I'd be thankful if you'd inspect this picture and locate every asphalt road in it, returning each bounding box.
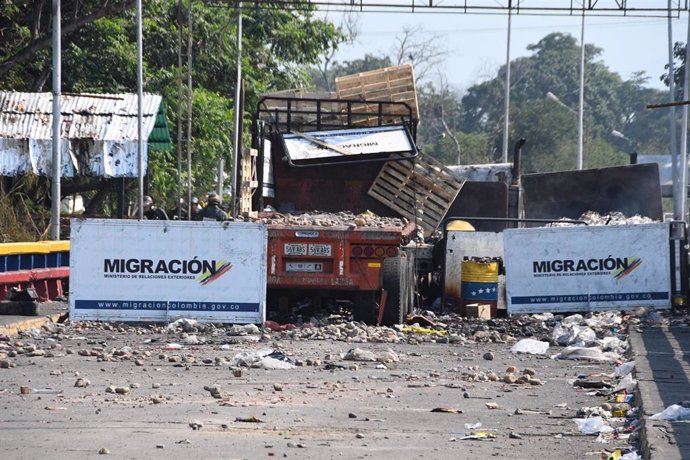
[0,322,630,460]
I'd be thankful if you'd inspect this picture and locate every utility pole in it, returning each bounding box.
[50,0,61,239]
[231,2,243,217]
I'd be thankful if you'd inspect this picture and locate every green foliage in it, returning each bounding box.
[0,0,343,216]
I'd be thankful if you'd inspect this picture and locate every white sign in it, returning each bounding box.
[282,126,413,161]
[504,223,671,314]
[69,219,267,323]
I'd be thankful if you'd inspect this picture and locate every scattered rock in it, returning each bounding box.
[503,374,517,384]
[98,448,110,455]
[483,352,494,361]
[74,378,90,388]
[189,420,203,430]
[343,348,377,362]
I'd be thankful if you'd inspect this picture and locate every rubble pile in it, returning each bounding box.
[259,210,407,228]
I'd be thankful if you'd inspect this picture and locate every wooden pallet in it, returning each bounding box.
[335,64,418,125]
[239,148,258,217]
[368,154,465,236]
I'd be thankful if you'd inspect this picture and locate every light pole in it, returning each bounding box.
[611,130,638,164]
[546,91,584,169]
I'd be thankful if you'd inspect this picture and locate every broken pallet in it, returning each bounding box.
[368,154,465,237]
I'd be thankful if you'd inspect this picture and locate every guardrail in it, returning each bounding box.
[0,241,70,301]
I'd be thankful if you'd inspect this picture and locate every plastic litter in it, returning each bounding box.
[232,349,296,370]
[510,338,549,355]
[164,343,183,350]
[460,431,496,440]
[182,335,200,345]
[552,324,597,346]
[464,422,482,430]
[561,314,584,326]
[227,324,261,336]
[552,346,616,362]
[166,318,198,331]
[343,348,378,362]
[573,416,612,434]
[613,374,636,393]
[650,404,690,421]
[613,361,635,378]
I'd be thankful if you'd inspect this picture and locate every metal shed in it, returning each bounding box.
[0,92,170,177]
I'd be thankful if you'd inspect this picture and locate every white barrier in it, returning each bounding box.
[69,219,267,323]
[504,223,671,314]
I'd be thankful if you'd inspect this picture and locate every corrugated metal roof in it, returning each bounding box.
[0,92,162,141]
[0,92,167,177]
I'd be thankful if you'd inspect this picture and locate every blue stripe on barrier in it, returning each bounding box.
[74,300,260,312]
[510,291,670,305]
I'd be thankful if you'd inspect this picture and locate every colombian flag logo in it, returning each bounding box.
[612,257,641,280]
[197,260,233,285]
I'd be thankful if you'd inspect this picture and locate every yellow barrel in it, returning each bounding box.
[461,260,499,317]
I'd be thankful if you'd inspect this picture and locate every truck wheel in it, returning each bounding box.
[352,291,377,324]
[381,255,405,326]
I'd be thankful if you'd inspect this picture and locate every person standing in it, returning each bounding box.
[143,195,168,220]
[200,193,227,221]
[168,198,188,220]
[190,196,202,221]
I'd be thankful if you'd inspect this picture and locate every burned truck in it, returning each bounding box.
[242,90,460,325]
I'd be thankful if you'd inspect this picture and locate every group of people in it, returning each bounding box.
[142,193,228,222]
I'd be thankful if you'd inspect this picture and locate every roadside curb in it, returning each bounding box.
[0,313,63,337]
[629,329,687,460]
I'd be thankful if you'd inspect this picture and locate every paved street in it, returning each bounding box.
[0,310,642,460]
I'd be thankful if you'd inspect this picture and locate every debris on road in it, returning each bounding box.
[510,338,549,355]
[431,407,464,414]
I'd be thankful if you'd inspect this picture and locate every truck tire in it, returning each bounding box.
[381,255,407,326]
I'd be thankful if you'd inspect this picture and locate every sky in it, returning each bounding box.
[320,8,687,93]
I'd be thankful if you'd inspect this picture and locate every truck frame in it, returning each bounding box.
[245,95,421,325]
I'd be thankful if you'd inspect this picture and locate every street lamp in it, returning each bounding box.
[611,129,638,164]
[546,91,583,170]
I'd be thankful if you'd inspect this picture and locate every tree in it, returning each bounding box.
[460,32,669,172]
[0,0,136,89]
[0,0,343,216]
